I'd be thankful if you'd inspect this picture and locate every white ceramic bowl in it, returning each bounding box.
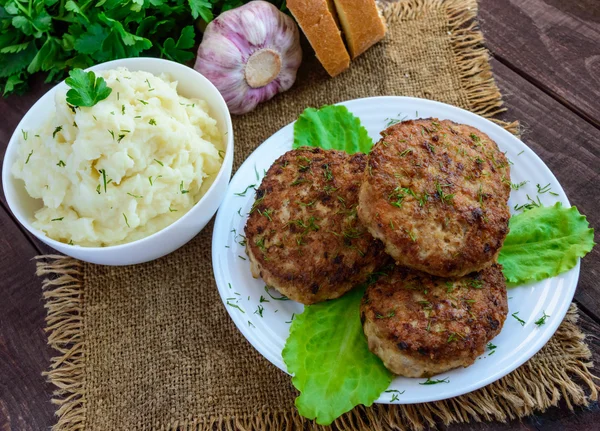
[2,58,234,265]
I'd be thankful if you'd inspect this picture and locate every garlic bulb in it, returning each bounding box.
[194,1,302,115]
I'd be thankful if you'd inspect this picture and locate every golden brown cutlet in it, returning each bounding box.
[245,147,389,304]
[358,118,511,277]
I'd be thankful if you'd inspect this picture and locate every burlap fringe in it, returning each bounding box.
[162,304,597,431]
[381,0,519,135]
[36,256,86,431]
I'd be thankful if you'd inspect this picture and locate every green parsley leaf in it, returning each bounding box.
[188,0,214,22]
[282,286,392,425]
[499,203,595,285]
[65,69,112,107]
[161,26,196,63]
[293,105,373,154]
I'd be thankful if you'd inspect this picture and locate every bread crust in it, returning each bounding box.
[287,0,350,76]
[332,0,387,58]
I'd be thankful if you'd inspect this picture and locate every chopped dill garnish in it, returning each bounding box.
[517,150,524,156]
[297,155,312,171]
[468,279,483,289]
[510,180,528,190]
[249,195,265,214]
[254,164,260,180]
[375,310,395,319]
[123,213,130,227]
[154,159,164,166]
[258,208,274,221]
[388,186,411,208]
[52,126,62,138]
[534,311,550,327]
[169,207,178,212]
[149,119,157,125]
[99,169,110,192]
[25,150,33,164]
[264,285,289,301]
[226,301,245,313]
[21,129,28,140]
[435,182,454,204]
[447,332,463,343]
[285,313,296,324]
[51,217,64,221]
[238,255,247,260]
[536,183,552,194]
[234,184,256,196]
[254,304,265,317]
[420,377,449,385]
[514,194,542,211]
[247,321,255,328]
[108,129,115,140]
[296,200,316,207]
[180,181,189,194]
[96,185,101,194]
[56,160,66,167]
[127,192,143,199]
[138,99,148,105]
[291,177,308,186]
[323,164,333,181]
[148,175,162,186]
[417,300,432,309]
[511,312,526,326]
[259,295,270,303]
[399,149,412,157]
[117,134,126,143]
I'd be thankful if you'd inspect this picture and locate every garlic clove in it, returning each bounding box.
[194,1,302,115]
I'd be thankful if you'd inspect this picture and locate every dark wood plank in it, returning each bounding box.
[445,310,600,430]
[479,0,600,127]
[0,209,54,431]
[490,59,600,320]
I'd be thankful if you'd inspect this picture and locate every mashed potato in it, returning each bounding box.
[12,67,223,246]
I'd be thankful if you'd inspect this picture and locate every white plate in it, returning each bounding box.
[211,96,579,404]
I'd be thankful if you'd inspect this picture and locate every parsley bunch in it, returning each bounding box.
[0,0,286,96]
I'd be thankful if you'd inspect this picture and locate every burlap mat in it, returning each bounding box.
[36,1,597,430]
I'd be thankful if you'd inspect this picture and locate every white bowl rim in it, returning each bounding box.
[2,57,234,251]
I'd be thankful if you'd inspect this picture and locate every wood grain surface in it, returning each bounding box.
[0,0,599,429]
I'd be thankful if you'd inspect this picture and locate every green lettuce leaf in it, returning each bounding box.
[499,203,595,285]
[293,105,373,154]
[282,286,393,426]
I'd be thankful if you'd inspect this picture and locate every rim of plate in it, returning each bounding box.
[212,96,579,404]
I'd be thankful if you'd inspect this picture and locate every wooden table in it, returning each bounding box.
[1,1,598,429]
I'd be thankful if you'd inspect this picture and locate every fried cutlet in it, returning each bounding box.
[358,119,511,277]
[245,147,388,304]
[361,263,508,377]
